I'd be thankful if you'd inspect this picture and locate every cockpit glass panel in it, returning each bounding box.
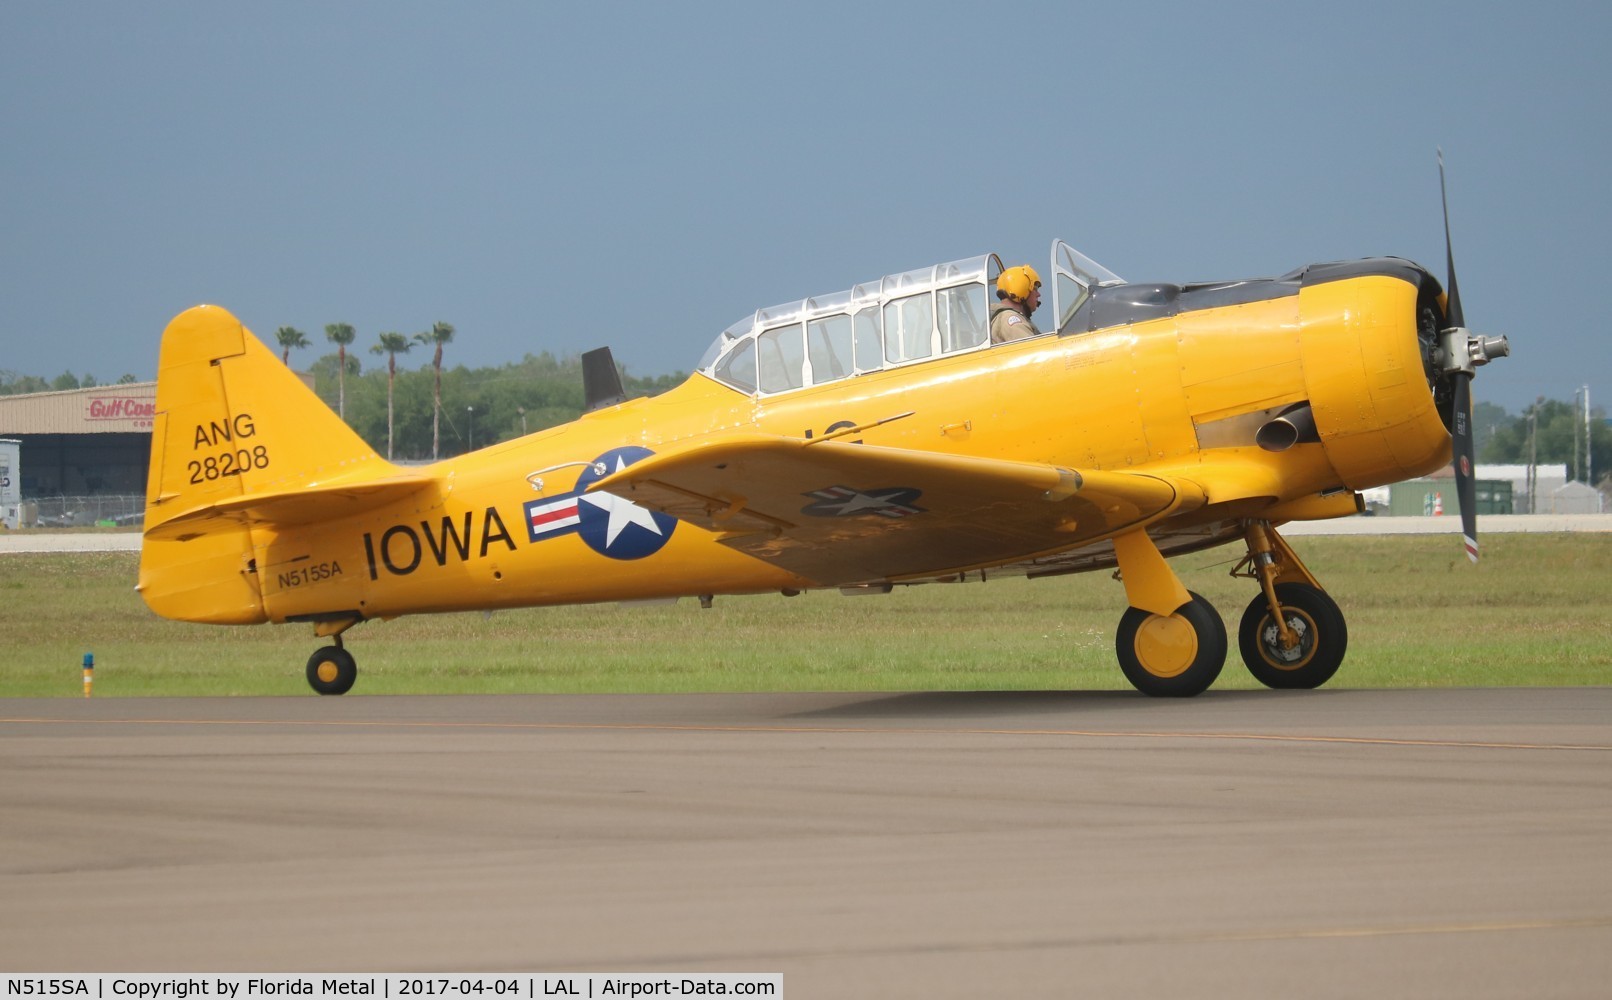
[884,265,932,293]
[807,314,853,385]
[699,316,755,371]
[712,337,757,393]
[852,306,882,372]
[698,333,731,372]
[1055,241,1124,286]
[1057,273,1088,331]
[936,257,989,285]
[807,289,852,313]
[883,292,934,363]
[1051,239,1125,334]
[937,284,987,352]
[758,301,804,327]
[757,324,806,394]
[699,253,1048,385]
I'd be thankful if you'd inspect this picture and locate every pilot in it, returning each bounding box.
[990,264,1043,344]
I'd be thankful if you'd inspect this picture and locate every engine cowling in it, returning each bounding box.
[1296,263,1452,492]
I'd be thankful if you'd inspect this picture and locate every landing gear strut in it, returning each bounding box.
[304,617,362,695]
[1237,583,1347,689]
[1232,521,1348,690]
[1109,529,1227,697]
[1115,591,1227,697]
[1105,521,1349,696]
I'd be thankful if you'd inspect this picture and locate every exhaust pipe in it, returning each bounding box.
[1256,403,1319,453]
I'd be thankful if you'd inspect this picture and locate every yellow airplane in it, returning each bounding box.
[137,171,1507,697]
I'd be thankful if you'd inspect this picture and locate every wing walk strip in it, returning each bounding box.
[3,717,1609,752]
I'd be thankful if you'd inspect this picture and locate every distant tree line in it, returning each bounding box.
[2,319,685,463]
[264,321,678,462]
[0,371,142,394]
[303,347,684,462]
[273,321,684,461]
[1477,398,1610,486]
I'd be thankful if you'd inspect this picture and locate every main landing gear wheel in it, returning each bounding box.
[1238,583,1347,690]
[1115,591,1227,698]
[306,645,357,696]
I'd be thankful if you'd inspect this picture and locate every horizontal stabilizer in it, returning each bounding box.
[145,471,435,541]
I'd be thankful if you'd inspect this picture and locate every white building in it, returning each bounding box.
[0,439,20,529]
[1543,481,1605,515]
[1480,464,1569,514]
[1364,464,1571,516]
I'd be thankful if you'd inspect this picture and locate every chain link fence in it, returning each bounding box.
[5,495,145,528]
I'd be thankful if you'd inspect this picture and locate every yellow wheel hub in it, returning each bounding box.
[317,661,340,684]
[1133,613,1199,678]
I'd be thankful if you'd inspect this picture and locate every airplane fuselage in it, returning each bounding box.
[164,260,1449,629]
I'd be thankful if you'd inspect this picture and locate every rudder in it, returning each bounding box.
[138,305,389,624]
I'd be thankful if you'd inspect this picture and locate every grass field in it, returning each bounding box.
[1,534,1608,697]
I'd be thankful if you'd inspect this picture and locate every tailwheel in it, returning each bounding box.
[1115,591,1227,697]
[306,645,357,696]
[1238,583,1347,690]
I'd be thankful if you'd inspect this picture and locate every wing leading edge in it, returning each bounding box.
[588,434,1205,585]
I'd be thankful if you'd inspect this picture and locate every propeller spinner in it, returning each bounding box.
[1435,151,1510,562]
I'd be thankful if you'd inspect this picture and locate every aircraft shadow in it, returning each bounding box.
[783,688,1281,723]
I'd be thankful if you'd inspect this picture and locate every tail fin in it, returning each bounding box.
[138,305,407,624]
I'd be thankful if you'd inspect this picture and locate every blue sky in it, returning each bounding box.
[4,1,1607,414]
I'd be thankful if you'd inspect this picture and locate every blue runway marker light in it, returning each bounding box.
[83,652,93,698]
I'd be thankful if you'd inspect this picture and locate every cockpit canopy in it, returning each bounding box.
[697,242,1123,396]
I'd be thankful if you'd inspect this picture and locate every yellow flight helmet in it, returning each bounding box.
[997,264,1042,302]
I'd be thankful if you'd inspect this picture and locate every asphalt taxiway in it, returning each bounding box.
[4,689,1610,997]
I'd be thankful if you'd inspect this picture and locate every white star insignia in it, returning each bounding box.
[580,456,665,546]
[818,491,900,515]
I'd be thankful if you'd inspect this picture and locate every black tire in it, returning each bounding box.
[306,646,357,696]
[1238,583,1347,690]
[1115,591,1227,697]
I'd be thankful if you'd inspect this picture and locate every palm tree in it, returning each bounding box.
[275,326,310,366]
[324,323,357,419]
[414,321,455,459]
[370,332,413,460]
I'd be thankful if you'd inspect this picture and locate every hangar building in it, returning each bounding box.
[0,382,155,525]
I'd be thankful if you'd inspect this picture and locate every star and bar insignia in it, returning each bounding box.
[800,485,926,519]
[523,447,678,560]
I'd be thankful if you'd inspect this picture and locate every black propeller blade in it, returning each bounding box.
[1439,151,1465,330]
[1451,370,1479,562]
[1439,151,1480,563]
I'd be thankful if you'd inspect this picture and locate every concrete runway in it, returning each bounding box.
[3,690,1611,998]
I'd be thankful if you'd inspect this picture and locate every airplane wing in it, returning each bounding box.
[587,434,1205,585]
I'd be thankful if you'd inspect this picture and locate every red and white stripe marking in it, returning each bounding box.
[528,497,581,535]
